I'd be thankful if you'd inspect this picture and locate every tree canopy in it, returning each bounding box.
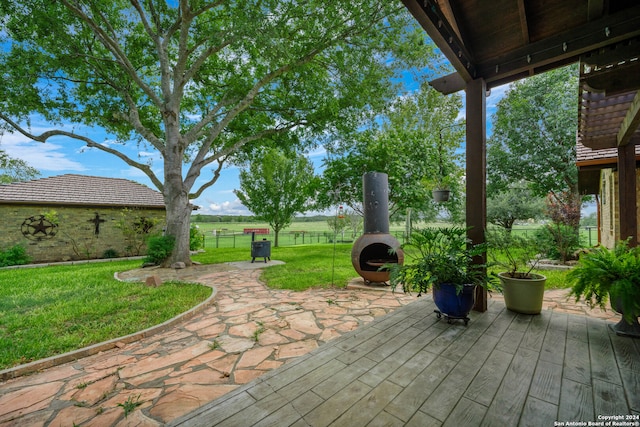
[235,147,316,247]
[487,65,579,198]
[318,82,464,222]
[0,0,433,264]
[487,181,544,231]
[0,150,39,183]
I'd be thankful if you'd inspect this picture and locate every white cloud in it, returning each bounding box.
[202,198,251,215]
[0,132,86,171]
[487,84,509,110]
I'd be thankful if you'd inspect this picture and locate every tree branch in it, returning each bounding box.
[189,159,225,200]
[0,114,163,190]
[60,0,163,108]
[184,121,305,193]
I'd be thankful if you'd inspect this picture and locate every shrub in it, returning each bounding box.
[0,245,31,267]
[102,248,119,259]
[144,235,175,265]
[189,225,205,251]
[486,228,542,278]
[535,223,581,262]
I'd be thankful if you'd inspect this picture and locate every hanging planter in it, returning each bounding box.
[432,189,451,203]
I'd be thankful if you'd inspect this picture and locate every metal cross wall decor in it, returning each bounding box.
[89,213,106,235]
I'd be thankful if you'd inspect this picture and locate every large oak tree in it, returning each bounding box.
[0,0,429,265]
[487,65,580,224]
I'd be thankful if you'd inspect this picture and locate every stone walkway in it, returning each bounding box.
[0,262,620,426]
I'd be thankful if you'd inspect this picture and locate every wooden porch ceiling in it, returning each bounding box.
[402,0,640,150]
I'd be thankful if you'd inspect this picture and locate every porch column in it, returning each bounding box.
[618,143,638,247]
[466,78,487,312]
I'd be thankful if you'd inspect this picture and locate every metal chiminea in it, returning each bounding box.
[351,172,403,284]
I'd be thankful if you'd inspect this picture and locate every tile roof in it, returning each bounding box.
[0,174,165,208]
[576,141,640,166]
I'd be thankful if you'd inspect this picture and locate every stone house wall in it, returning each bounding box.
[0,204,166,263]
[599,168,640,249]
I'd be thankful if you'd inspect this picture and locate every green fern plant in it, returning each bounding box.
[388,227,493,296]
[567,240,640,325]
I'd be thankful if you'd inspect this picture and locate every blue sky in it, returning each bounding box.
[1,84,509,216]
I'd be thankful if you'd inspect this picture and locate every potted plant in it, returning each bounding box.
[432,187,451,203]
[387,226,493,325]
[567,240,640,337]
[487,228,547,314]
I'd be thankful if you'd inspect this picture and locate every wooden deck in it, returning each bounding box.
[171,297,640,427]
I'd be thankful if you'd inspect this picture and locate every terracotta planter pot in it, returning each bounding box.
[498,272,546,314]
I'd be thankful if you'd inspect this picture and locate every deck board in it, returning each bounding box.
[171,298,640,427]
[588,318,623,385]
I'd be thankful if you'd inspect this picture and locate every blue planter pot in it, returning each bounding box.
[432,283,476,325]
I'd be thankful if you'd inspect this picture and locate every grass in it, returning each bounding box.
[195,241,573,291]
[0,260,211,369]
[0,239,574,370]
[193,244,356,291]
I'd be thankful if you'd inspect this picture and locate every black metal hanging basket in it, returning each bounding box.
[432,189,451,203]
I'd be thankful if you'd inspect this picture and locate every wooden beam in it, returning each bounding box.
[617,143,638,246]
[465,78,487,312]
[516,0,532,76]
[401,0,476,82]
[438,0,464,41]
[475,5,640,85]
[587,0,604,21]
[517,0,529,45]
[617,90,640,146]
[429,72,467,94]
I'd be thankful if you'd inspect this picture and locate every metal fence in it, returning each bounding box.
[202,230,408,249]
[201,226,599,249]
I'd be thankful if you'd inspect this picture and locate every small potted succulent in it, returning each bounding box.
[387,226,493,325]
[567,240,640,337]
[487,228,547,314]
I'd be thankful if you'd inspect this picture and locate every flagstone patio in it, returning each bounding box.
[0,262,636,426]
[172,297,640,427]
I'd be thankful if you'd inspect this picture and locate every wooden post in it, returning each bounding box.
[466,78,487,312]
[618,143,638,247]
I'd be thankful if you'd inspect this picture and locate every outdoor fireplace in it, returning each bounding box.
[351,172,403,284]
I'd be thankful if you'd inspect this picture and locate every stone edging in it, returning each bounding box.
[0,273,217,382]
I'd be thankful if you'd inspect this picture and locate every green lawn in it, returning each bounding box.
[194,244,357,291]
[0,260,211,369]
[0,241,573,370]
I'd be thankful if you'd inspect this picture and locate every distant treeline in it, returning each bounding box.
[191,214,330,223]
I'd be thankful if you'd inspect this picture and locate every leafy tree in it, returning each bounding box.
[487,181,544,231]
[318,82,464,220]
[0,150,39,183]
[0,1,430,265]
[326,215,348,240]
[235,148,315,247]
[487,65,580,223]
[326,207,361,240]
[344,208,363,239]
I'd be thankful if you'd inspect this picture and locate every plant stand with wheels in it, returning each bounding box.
[434,309,470,325]
[432,283,476,326]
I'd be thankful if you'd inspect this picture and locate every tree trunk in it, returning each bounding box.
[162,116,193,267]
[163,190,193,267]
